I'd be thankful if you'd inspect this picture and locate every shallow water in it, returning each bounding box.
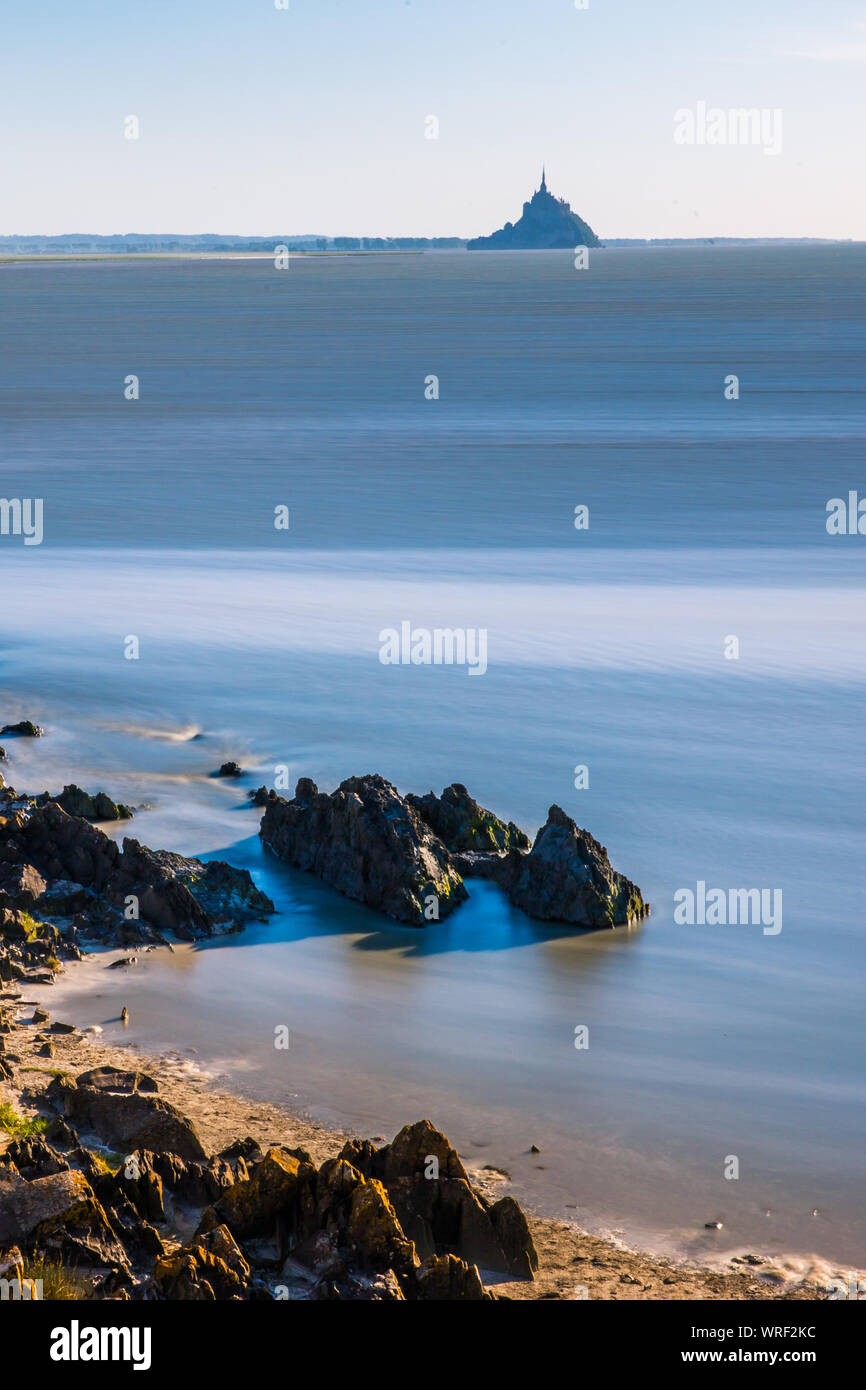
[2,249,865,1266]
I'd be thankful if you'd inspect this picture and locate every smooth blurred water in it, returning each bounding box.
[2,249,865,1266]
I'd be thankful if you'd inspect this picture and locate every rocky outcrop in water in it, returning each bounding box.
[260,775,468,926]
[0,782,274,983]
[502,805,646,927]
[260,775,645,930]
[407,783,530,855]
[53,785,134,822]
[0,721,44,738]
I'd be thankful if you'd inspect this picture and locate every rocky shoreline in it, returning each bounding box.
[0,726,825,1300]
[0,1013,827,1302]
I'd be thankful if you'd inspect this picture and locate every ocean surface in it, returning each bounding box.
[2,247,865,1269]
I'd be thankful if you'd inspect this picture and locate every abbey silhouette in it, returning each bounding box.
[467,169,600,250]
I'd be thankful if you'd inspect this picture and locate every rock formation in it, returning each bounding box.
[0,1055,537,1300]
[259,775,467,926]
[467,169,600,250]
[407,783,529,854]
[260,775,645,930]
[53,785,134,822]
[503,804,646,927]
[0,780,274,990]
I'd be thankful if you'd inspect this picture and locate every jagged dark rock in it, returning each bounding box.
[339,1119,537,1278]
[416,1252,488,1300]
[260,775,467,926]
[0,796,273,943]
[53,785,134,822]
[467,170,600,251]
[217,1136,264,1165]
[0,722,44,738]
[504,805,646,927]
[407,783,530,854]
[0,863,48,911]
[216,762,244,778]
[197,1147,312,1245]
[259,775,641,932]
[59,1075,207,1162]
[152,1224,252,1300]
[0,1168,127,1270]
[0,1013,537,1301]
[4,1137,68,1180]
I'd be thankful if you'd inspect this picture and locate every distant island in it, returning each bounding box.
[467,169,600,250]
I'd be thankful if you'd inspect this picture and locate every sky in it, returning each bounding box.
[1,0,864,239]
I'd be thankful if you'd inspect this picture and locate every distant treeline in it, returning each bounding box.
[0,234,847,253]
[0,234,467,253]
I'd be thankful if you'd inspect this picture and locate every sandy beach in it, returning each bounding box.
[0,975,833,1301]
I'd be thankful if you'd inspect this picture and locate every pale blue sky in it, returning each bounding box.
[1,0,864,237]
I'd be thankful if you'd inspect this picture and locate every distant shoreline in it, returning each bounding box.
[0,237,861,264]
[0,251,420,265]
[2,241,862,268]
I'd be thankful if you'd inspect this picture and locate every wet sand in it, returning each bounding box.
[1,988,833,1300]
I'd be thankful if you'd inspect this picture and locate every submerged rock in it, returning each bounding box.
[260,775,467,926]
